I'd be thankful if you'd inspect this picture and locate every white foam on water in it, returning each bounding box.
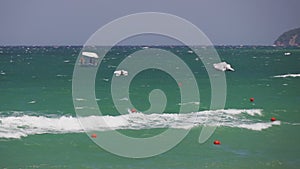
[178,102,200,106]
[0,109,281,139]
[0,115,83,139]
[28,100,36,104]
[75,98,86,101]
[273,74,300,78]
[56,74,67,77]
[119,97,129,101]
[235,121,280,131]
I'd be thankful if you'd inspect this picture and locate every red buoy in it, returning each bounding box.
[91,133,97,138]
[250,97,254,102]
[270,117,276,122]
[178,82,182,87]
[131,108,137,113]
[213,140,221,145]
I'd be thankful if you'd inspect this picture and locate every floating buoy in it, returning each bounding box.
[131,108,137,113]
[250,97,254,102]
[178,82,182,87]
[91,133,97,138]
[213,140,221,145]
[270,117,276,122]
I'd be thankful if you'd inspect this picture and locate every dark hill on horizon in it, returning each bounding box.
[274,28,300,47]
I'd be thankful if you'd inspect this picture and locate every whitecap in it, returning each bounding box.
[28,100,36,104]
[119,97,129,101]
[56,74,67,77]
[178,102,200,106]
[0,109,280,139]
[273,74,300,78]
[75,98,86,101]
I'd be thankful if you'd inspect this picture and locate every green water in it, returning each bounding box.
[0,46,299,168]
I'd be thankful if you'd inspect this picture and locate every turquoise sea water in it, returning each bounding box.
[0,46,299,168]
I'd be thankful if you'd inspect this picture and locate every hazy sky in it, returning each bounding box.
[0,0,299,46]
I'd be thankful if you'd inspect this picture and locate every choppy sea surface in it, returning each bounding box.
[0,46,299,169]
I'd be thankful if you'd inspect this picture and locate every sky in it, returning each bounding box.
[0,0,299,46]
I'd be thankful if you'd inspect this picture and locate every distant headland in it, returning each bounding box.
[274,28,300,47]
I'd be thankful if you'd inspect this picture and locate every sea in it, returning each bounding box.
[0,45,299,169]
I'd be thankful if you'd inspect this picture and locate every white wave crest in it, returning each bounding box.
[273,74,300,78]
[0,109,279,139]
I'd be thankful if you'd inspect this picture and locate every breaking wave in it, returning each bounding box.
[273,74,300,78]
[0,109,280,139]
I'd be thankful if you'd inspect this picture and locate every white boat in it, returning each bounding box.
[82,52,99,58]
[213,62,234,71]
[114,70,128,76]
[79,52,99,66]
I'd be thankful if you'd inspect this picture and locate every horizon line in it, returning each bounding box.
[0,44,296,47]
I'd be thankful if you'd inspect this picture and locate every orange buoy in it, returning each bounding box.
[270,117,276,122]
[213,140,221,145]
[250,97,254,102]
[91,133,97,138]
[131,108,137,113]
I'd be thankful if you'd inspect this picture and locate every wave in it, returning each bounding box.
[273,74,300,78]
[0,109,280,139]
[178,102,200,106]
